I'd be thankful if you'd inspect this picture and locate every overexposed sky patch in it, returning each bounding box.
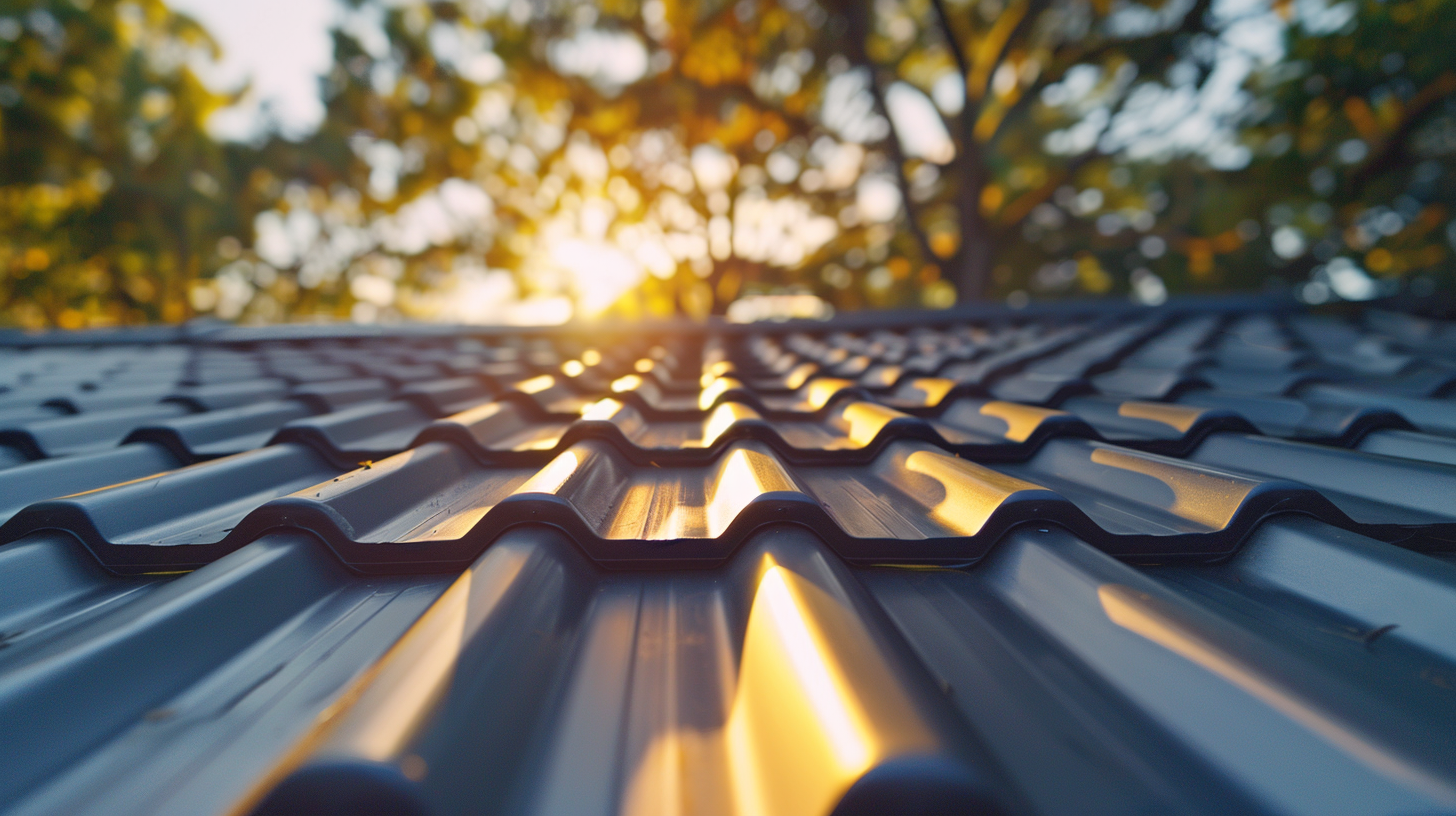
[170,0,339,140]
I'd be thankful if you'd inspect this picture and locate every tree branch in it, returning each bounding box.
[839,2,946,278]
[928,0,971,90]
[1348,71,1456,195]
[985,0,1216,148]
[871,91,945,269]
[924,0,995,298]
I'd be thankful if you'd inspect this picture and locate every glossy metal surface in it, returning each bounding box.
[0,301,1453,816]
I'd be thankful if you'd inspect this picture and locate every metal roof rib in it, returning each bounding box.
[0,299,1452,815]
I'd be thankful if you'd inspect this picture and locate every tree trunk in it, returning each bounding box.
[928,0,996,301]
[840,0,994,302]
[959,206,995,299]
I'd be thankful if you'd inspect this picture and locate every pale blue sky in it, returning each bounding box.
[169,0,340,139]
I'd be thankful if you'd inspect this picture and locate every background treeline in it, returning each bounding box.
[0,0,1451,326]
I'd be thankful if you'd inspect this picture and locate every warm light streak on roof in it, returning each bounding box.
[1117,401,1207,434]
[515,374,557,395]
[978,401,1066,443]
[1098,583,1456,802]
[707,448,796,536]
[839,402,904,447]
[515,449,583,496]
[726,561,876,815]
[903,449,1046,536]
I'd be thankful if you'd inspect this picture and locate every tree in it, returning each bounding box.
[0,0,1448,327]
[0,0,248,328]
[1233,0,1455,301]
[223,0,956,322]
[232,0,1268,320]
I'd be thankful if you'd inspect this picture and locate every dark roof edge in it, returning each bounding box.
[712,291,1304,336]
[0,292,1304,348]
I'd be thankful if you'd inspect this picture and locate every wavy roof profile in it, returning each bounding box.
[0,299,1453,816]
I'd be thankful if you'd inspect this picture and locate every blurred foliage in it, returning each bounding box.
[1232,0,1456,302]
[0,0,1451,327]
[0,0,252,328]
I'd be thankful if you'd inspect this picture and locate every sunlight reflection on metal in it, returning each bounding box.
[1117,401,1204,433]
[840,402,903,447]
[580,398,624,421]
[515,449,583,496]
[515,374,557,395]
[617,554,944,816]
[860,365,902,389]
[782,363,820,391]
[236,544,532,813]
[447,399,513,428]
[707,448,796,535]
[977,401,1063,442]
[517,434,568,452]
[703,403,761,447]
[1098,583,1456,803]
[805,378,855,410]
[1088,447,1254,530]
[617,600,737,816]
[319,546,529,758]
[703,360,736,386]
[904,449,1044,535]
[726,559,876,815]
[699,377,741,411]
[905,378,957,407]
[605,481,703,539]
[612,374,643,393]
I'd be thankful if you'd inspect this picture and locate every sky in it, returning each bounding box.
[165,0,1278,163]
[168,0,339,140]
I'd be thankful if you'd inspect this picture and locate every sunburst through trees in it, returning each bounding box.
[0,0,1451,327]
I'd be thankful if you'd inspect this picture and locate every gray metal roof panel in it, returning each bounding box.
[0,300,1454,815]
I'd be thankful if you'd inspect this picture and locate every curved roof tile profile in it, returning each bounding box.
[0,299,1454,816]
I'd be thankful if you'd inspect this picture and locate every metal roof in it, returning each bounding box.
[0,301,1454,816]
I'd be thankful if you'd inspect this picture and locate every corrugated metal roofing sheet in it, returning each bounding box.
[0,301,1455,815]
